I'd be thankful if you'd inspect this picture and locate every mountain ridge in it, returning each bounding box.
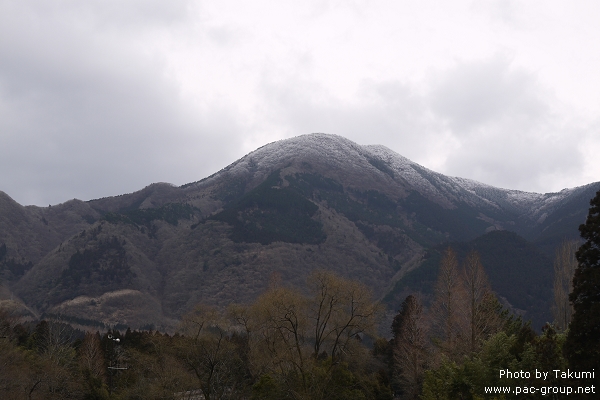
[1,133,598,330]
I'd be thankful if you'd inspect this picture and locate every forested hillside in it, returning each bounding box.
[1,134,598,333]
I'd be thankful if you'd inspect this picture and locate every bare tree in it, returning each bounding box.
[79,332,108,398]
[552,239,579,332]
[252,286,309,391]
[244,272,381,399]
[79,332,106,381]
[307,270,380,364]
[307,270,342,359]
[178,305,244,400]
[326,277,380,364]
[392,295,427,400]
[462,250,501,352]
[29,320,82,398]
[429,247,467,360]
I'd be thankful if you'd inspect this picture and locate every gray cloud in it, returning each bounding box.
[0,1,597,205]
[429,56,548,134]
[257,56,587,193]
[0,1,246,206]
[441,126,584,191]
[257,73,442,158]
[429,57,584,191]
[36,0,195,30]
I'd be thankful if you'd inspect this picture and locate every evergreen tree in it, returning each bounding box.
[565,190,600,387]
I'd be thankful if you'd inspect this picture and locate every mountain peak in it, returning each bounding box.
[3,132,599,331]
[181,133,599,218]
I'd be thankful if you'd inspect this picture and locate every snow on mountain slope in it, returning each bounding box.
[197,133,369,179]
[363,142,554,214]
[186,133,597,225]
[188,133,405,197]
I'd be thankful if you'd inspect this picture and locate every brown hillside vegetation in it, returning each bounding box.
[1,134,599,331]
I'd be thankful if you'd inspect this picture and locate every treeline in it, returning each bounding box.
[389,189,600,399]
[0,262,594,399]
[208,170,326,245]
[102,203,197,228]
[389,248,577,399]
[0,271,391,399]
[0,242,33,280]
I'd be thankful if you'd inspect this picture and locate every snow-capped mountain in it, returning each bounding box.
[184,133,597,239]
[1,133,598,330]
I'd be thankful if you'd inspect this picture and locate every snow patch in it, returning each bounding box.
[187,133,595,221]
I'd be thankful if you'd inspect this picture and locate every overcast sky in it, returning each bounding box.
[1,0,599,206]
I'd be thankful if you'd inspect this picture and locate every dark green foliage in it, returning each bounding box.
[501,317,536,362]
[286,172,344,195]
[565,190,600,386]
[318,189,403,229]
[453,230,553,330]
[139,323,155,331]
[383,250,441,304]
[58,236,134,293]
[210,170,326,245]
[82,214,97,224]
[323,362,369,399]
[82,369,109,400]
[388,231,553,330]
[287,173,401,228]
[0,243,33,280]
[399,192,490,242]
[362,190,397,211]
[11,323,30,347]
[391,295,417,337]
[0,257,33,279]
[252,374,283,399]
[530,184,600,256]
[421,320,570,399]
[520,325,567,385]
[366,156,395,178]
[294,177,428,253]
[371,369,395,400]
[103,202,197,228]
[355,222,410,263]
[214,175,248,202]
[372,338,393,367]
[234,171,318,215]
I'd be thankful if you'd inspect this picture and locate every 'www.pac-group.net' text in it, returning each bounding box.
[483,369,595,396]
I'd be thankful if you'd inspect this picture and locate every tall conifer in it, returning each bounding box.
[565,190,600,387]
